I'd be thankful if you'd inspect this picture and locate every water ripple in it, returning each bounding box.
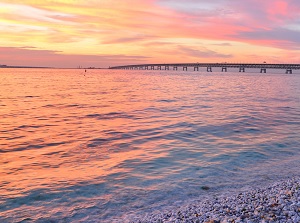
[0,69,299,222]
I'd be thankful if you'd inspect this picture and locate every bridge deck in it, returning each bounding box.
[110,63,300,70]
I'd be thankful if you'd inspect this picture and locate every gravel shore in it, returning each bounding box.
[131,177,300,223]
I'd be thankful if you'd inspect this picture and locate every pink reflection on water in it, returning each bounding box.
[0,68,299,222]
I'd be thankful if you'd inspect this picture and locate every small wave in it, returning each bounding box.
[157,99,177,103]
[22,95,40,98]
[15,125,41,130]
[0,141,67,153]
[85,112,136,120]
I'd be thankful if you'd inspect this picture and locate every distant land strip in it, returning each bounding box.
[0,65,51,69]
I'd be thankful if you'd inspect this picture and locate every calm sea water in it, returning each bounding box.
[0,68,300,222]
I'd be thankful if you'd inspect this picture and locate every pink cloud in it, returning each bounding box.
[152,0,300,50]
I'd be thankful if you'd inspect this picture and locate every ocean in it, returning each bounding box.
[0,68,299,222]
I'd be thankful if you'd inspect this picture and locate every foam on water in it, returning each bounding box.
[0,68,299,222]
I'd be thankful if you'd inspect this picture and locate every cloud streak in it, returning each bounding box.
[177,46,232,58]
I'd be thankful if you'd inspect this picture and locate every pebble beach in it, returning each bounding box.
[130,177,300,223]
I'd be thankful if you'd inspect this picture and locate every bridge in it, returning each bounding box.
[109,63,300,74]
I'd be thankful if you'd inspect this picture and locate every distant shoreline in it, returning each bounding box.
[0,65,52,69]
[0,66,107,69]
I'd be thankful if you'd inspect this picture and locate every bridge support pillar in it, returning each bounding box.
[165,66,169,70]
[207,67,212,72]
[151,66,154,70]
[173,66,177,70]
[222,67,227,72]
[286,69,292,74]
[145,66,149,70]
[239,67,245,72]
[260,68,266,73]
[194,67,199,71]
[183,66,187,71]
[158,66,161,70]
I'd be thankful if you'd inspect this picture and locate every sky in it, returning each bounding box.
[0,0,300,68]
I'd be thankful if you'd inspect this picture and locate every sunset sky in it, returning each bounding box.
[1,0,300,68]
